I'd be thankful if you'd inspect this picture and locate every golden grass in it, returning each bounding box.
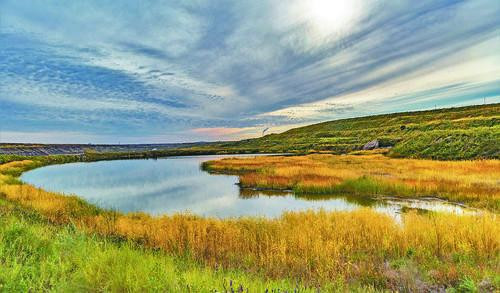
[0,160,33,173]
[0,158,499,288]
[204,154,500,211]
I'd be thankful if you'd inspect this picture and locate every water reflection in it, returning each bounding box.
[239,188,379,207]
[238,187,477,222]
[20,155,476,219]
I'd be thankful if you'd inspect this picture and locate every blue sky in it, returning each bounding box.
[1,0,499,143]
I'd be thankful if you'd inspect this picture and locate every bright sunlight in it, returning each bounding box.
[304,0,361,36]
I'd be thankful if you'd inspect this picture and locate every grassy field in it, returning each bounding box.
[0,156,499,291]
[206,103,500,160]
[203,154,500,212]
[0,198,326,292]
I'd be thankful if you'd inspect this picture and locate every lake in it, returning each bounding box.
[21,155,475,219]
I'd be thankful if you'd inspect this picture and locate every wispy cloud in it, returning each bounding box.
[1,0,499,142]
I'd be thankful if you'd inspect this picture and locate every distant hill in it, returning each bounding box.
[214,103,500,160]
[2,104,498,160]
[0,142,210,156]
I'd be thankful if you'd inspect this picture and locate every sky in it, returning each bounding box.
[1,0,499,143]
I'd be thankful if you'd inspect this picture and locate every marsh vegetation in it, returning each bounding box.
[203,154,500,212]
[19,155,474,219]
[0,155,498,291]
[0,198,320,292]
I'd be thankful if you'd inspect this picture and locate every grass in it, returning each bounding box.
[2,104,498,161]
[0,198,327,292]
[204,103,500,160]
[2,103,499,167]
[203,154,500,211]
[0,157,499,291]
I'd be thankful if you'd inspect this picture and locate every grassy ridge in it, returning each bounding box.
[210,103,500,160]
[2,104,497,161]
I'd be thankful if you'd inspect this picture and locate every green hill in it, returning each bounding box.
[1,104,497,161]
[213,103,500,160]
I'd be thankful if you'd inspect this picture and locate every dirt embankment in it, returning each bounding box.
[0,143,210,156]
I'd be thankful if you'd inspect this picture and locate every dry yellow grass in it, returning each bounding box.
[0,160,33,173]
[0,158,499,288]
[204,154,500,211]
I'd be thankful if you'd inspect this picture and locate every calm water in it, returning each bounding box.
[21,155,475,219]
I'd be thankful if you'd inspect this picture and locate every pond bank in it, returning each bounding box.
[0,154,499,290]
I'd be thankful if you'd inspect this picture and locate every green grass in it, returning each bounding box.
[390,128,499,160]
[2,198,376,292]
[294,176,415,197]
[3,104,498,161]
[205,103,500,160]
[0,104,500,163]
[2,197,497,292]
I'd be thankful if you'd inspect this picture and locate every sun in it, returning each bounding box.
[304,0,360,36]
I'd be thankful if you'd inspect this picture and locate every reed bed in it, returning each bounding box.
[0,158,498,289]
[204,154,500,211]
[0,198,326,292]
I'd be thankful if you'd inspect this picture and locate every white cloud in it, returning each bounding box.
[0,76,198,118]
[261,35,500,119]
[0,131,103,144]
[1,0,499,142]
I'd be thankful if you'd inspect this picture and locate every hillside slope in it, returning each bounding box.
[216,103,500,160]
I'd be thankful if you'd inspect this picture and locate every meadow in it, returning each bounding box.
[0,197,322,292]
[0,155,499,291]
[205,103,500,160]
[203,154,500,212]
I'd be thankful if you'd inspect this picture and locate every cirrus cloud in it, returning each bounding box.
[1,0,499,143]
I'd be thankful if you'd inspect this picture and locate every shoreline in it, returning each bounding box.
[0,154,498,289]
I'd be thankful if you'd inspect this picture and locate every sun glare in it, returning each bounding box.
[304,0,360,36]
